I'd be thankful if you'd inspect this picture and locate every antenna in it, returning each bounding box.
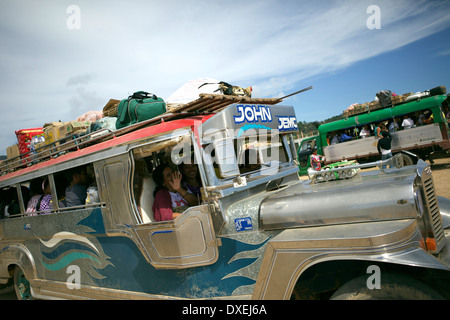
[279,86,313,100]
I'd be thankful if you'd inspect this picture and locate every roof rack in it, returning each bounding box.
[0,112,193,177]
[343,93,414,117]
[169,93,283,114]
[0,128,116,176]
[0,93,287,177]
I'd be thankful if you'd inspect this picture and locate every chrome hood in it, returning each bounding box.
[259,166,419,230]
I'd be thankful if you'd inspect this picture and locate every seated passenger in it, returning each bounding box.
[374,123,384,138]
[65,167,89,207]
[339,130,353,142]
[27,179,62,215]
[423,110,434,125]
[360,125,370,138]
[26,178,45,214]
[388,118,399,133]
[330,133,339,145]
[401,115,414,130]
[85,166,99,205]
[152,164,198,222]
[37,179,53,214]
[179,161,202,204]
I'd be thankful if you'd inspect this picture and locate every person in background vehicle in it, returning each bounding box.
[360,125,371,138]
[377,131,392,169]
[152,164,198,221]
[444,106,450,122]
[388,118,399,133]
[423,110,434,125]
[401,115,414,130]
[310,148,325,171]
[330,132,339,145]
[374,123,385,138]
[340,130,353,142]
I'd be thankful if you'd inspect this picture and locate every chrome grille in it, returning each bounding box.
[422,172,445,253]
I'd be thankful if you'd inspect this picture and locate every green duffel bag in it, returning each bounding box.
[116,91,167,129]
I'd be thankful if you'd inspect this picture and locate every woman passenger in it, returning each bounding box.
[179,162,202,204]
[26,179,53,215]
[374,123,384,138]
[152,164,198,221]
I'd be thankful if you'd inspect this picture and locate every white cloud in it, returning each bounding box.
[1,0,450,152]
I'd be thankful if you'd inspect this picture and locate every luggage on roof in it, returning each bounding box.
[116,91,166,130]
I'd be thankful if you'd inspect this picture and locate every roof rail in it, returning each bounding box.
[0,112,198,176]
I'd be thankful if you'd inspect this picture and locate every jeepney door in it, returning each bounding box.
[133,204,220,269]
[96,155,137,229]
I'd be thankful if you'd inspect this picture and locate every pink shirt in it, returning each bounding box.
[311,154,323,171]
[152,189,188,221]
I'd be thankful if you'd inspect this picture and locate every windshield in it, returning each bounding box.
[205,130,291,181]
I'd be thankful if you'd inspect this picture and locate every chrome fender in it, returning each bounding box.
[0,243,37,283]
[252,219,449,300]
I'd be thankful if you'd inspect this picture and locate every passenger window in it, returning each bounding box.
[24,177,49,215]
[0,186,24,218]
[132,142,203,224]
[57,164,96,209]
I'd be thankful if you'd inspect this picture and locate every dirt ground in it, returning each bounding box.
[429,157,450,198]
[360,156,450,198]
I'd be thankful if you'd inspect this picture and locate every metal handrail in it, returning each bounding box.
[0,128,118,176]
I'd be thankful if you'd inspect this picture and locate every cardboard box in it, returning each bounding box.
[58,121,90,139]
[103,99,120,117]
[391,95,403,105]
[34,141,54,159]
[369,101,380,110]
[43,122,66,145]
[6,144,20,160]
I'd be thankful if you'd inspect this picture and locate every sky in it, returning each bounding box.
[1,0,450,154]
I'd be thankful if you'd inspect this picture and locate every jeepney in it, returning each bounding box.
[0,94,450,300]
[298,93,450,175]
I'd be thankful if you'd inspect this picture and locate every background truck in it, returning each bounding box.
[298,88,450,175]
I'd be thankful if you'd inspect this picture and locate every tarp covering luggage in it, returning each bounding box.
[166,78,221,107]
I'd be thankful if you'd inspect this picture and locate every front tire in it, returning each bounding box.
[399,154,414,166]
[330,273,443,300]
[14,266,33,300]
